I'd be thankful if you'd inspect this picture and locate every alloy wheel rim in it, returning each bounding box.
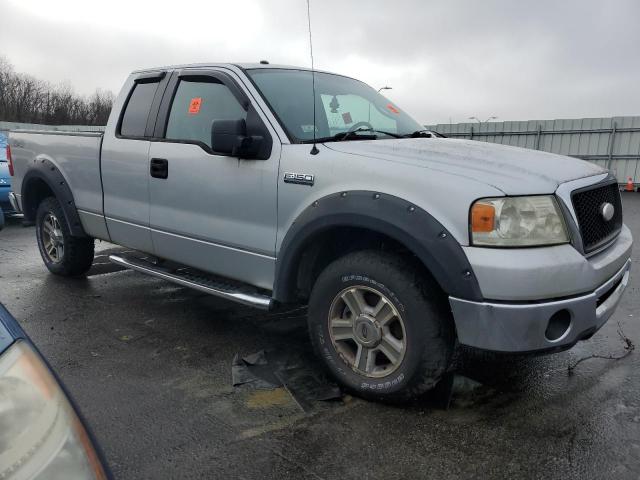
[42,213,64,263]
[328,285,406,378]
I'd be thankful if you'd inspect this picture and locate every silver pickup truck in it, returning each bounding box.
[7,63,632,401]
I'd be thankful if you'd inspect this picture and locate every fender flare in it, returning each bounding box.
[273,191,482,302]
[21,158,88,237]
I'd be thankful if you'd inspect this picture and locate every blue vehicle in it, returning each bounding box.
[0,292,110,478]
[0,132,12,216]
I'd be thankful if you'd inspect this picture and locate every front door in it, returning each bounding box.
[147,70,280,290]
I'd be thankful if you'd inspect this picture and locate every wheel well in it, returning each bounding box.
[22,178,54,221]
[292,226,442,301]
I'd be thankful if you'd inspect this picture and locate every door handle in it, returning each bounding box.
[150,158,168,179]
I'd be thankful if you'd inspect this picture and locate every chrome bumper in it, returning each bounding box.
[8,192,20,213]
[449,258,631,353]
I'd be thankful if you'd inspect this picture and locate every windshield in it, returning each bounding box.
[247,69,424,143]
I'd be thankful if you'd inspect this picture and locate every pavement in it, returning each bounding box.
[1,194,640,479]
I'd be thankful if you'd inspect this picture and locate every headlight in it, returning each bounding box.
[0,341,108,480]
[470,195,569,247]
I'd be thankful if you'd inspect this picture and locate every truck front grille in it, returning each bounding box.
[571,182,622,254]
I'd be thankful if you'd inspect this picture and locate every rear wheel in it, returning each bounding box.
[36,197,94,276]
[308,250,454,402]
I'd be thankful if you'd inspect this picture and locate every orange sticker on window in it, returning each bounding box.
[188,97,202,115]
[387,104,400,114]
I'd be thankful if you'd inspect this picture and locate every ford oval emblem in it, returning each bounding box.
[600,202,615,222]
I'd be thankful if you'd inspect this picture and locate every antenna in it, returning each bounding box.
[306,0,319,155]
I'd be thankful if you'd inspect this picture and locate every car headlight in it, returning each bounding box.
[0,341,108,480]
[470,195,569,247]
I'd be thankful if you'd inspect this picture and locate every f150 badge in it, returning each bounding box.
[284,172,314,186]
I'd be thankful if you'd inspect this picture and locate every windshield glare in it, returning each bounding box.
[247,69,424,142]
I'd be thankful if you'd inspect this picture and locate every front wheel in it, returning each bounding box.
[36,197,94,276]
[308,250,454,402]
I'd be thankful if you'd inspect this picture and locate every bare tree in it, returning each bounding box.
[0,56,114,125]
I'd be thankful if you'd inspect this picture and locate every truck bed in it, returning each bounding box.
[10,129,104,224]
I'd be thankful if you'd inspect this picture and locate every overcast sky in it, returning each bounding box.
[1,0,639,125]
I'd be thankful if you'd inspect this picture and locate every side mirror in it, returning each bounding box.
[211,119,264,159]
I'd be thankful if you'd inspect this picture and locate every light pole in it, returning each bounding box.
[469,116,498,123]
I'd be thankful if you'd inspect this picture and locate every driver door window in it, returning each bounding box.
[165,78,246,150]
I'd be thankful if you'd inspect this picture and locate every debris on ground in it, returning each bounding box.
[232,350,281,389]
[568,322,635,375]
[430,372,496,409]
[232,349,342,411]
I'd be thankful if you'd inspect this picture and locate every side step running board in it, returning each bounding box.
[109,254,273,310]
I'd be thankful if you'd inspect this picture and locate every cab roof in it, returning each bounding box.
[132,63,336,76]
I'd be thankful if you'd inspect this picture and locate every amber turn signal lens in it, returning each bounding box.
[471,203,495,233]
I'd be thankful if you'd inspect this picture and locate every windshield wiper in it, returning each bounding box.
[301,133,373,144]
[403,129,447,138]
[302,127,406,143]
[346,127,403,139]
[301,127,405,144]
[301,130,374,144]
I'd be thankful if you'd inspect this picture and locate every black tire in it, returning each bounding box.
[308,250,454,402]
[35,197,94,277]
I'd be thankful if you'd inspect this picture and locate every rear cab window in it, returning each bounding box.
[119,79,161,138]
[165,78,247,150]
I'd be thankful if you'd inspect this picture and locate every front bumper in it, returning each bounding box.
[449,258,631,352]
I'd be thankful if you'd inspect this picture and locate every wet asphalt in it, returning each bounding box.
[1,194,640,479]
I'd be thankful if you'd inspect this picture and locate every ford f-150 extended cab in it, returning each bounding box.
[7,63,632,401]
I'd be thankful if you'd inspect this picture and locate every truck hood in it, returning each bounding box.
[325,138,605,195]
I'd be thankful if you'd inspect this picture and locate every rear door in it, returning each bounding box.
[147,69,280,290]
[101,72,169,252]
